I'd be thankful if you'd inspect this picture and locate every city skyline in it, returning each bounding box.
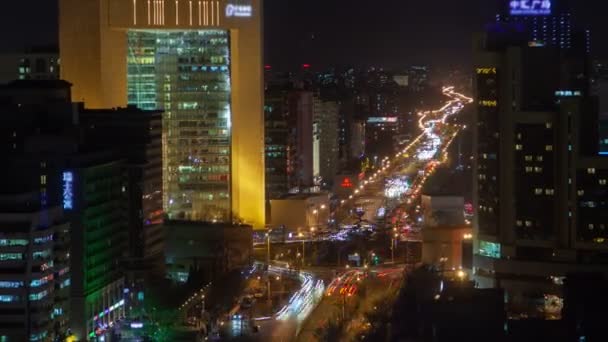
[3,1,608,70]
[1,0,608,341]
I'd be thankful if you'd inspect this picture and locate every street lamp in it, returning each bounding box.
[391,233,399,264]
[298,232,305,266]
[266,230,272,304]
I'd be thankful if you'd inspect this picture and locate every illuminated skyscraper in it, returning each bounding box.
[59,0,265,228]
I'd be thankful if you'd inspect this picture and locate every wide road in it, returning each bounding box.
[246,86,473,341]
[335,86,473,235]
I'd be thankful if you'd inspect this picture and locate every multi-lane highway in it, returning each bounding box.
[335,86,473,235]
[242,86,472,341]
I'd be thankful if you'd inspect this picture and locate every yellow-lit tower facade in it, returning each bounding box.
[60,0,265,228]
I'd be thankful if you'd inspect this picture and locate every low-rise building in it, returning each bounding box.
[164,222,253,284]
[270,193,331,231]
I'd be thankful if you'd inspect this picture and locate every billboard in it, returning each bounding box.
[367,117,398,124]
[509,0,552,16]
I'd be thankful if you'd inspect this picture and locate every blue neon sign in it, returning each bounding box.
[62,171,74,210]
[510,0,552,16]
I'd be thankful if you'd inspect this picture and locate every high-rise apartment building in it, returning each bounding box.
[264,88,291,199]
[59,0,265,228]
[472,23,608,318]
[0,192,70,341]
[0,80,171,339]
[289,90,315,189]
[79,108,165,278]
[313,95,339,184]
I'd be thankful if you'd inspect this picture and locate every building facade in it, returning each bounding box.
[60,0,265,228]
[0,47,60,84]
[472,24,608,318]
[0,81,167,340]
[0,197,70,341]
[269,193,330,232]
[264,88,291,199]
[313,95,339,185]
[164,221,252,283]
[79,108,165,277]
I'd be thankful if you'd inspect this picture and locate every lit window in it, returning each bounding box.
[525,155,533,161]
[525,221,533,227]
[545,189,555,195]
[600,179,607,186]
[577,190,585,196]
[546,145,553,151]
[588,168,596,174]
[33,235,53,245]
[0,239,28,246]
[516,220,523,227]
[535,167,543,173]
[30,274,53,287]
[0,295,19,303]
[28,290,48,301]
[537,156,544,162]
[0,281,23,288]
[0,253,23,261]
[535,188,543,195]
[40,175,46,185]
[546,122,552,129]
[515,144,523,151]
[478,241,501,259]
[588,224,594,230]
[525,167,533,173]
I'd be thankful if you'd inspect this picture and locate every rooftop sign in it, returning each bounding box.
[509,0,552,16]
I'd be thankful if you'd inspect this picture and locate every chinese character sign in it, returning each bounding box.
[510,0,552,16]
[63,171,74,210]
[225,4,253,17]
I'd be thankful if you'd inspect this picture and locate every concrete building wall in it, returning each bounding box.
[421,195,465,228]
[270,193,330,231]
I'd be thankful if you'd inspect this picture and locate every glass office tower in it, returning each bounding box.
[127,30,232,221]
[60,0,265,229]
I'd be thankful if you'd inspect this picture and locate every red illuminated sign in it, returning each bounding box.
[341,177,354,188]
[464,203,474,215]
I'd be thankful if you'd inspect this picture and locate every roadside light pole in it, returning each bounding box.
[391,233,398,264]
[298,232,305,266]
[266,230,272,304]
[266,230,271,267]
[342,292,346,321]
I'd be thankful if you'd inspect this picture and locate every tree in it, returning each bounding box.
[314,317,344,342]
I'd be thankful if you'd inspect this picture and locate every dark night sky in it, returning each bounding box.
[1,1,606,70]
